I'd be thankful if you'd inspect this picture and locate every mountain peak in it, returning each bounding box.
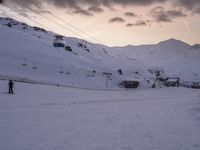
[157,38,190,49]
[159,38,188,45]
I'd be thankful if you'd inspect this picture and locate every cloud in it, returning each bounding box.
[45,0,200,14]
[175,0,200,14]
[126,20,147,27]
[73,8,93,16]
[98,0,167,7]
[19,12,30,17]
[150,6,187,23]
[88,6,104,13]
[194,7,200,14]
[167,10,187,17]
[37,10,52,15]
[109,17,126,23]
[2,0,167,15]
[3,0,199,17]
[46,0,167,8]
[124,12,137,17]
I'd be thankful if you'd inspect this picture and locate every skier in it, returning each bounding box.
[8,80,14,94]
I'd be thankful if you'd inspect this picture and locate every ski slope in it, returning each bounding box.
[0,80,200,150]
[0,17,152,89]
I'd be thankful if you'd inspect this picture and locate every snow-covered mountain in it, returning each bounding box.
[0,17,152,89]
[114,39,200,82]
[1,17,199,88]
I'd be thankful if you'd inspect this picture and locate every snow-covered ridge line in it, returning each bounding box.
[114,39,200,82]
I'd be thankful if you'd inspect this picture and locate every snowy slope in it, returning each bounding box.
[1,80,200,150]
[0,17,152,89]
[114,39,200,82]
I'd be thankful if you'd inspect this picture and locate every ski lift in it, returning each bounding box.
[86,70,96,77]
[53,38,65,47]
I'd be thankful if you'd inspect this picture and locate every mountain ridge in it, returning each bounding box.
[114,38,200,82]
[0,17,199,87]
[0,17,153,89]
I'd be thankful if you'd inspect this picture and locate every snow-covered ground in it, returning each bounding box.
[0,80,200,150]
[0,16,200,150]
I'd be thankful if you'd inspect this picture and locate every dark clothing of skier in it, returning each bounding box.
[8,80,14,94]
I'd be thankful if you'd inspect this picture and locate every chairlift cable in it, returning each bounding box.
[0,4,52,31]
[21,0,125,58]
[0,7,24,23]
[12,0,91,41]
[1,1,128,70]
[29,0,102,44]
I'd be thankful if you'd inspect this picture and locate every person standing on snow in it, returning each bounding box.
[8,80,14,94]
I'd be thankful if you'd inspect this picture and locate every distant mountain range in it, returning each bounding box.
[114,38,200,82]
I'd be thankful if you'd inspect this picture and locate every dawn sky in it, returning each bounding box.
[0,0,200,46]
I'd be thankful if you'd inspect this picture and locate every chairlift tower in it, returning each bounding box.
[102,72,112,88]
[150,69,162,88]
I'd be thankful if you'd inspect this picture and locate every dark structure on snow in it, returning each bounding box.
[120,80,139,88]
[117,69,123,75]
[182,82,200,89]
[53,35,65,47]
[149,68,164,88]
[65,46,72,52]
[102,72,112,87]
[164,77,180,87]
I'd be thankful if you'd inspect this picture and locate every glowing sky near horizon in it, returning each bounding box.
[0,0,199,46]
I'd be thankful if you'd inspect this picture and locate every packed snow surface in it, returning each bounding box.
[0,80,200,150]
